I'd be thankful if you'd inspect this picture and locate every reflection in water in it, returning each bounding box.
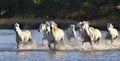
[1,30,120,61]
[48,50,65,58]
[16,51,28,55]
[82,51,103,58]
[1,30,120,51]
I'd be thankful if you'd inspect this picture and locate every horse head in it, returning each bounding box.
[49,21,58,32]
[38,23,46,32]
[14,23,20,31]
[107,23,113,28]
[77,21,89,31]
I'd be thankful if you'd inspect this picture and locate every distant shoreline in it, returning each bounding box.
[0,18,78,29]
[0,18,120,30]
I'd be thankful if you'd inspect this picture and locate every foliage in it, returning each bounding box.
[0,0,120,20]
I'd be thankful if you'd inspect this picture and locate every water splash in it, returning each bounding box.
[18,41,37,49]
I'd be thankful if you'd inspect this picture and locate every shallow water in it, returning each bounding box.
[0,30,120,61]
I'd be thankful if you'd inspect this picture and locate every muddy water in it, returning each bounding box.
[0,30,120,61]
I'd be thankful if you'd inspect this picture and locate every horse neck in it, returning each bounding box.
[84,27,91,36]
[72,27,75,31]
[43,26,46,31]
[108,27,113,30]
[51,28,55,34]
[16,27,22,36]
[71,28,75,33]
[50,27,58,37]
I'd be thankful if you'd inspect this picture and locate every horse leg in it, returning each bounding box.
[94,40,98,45]
[110,40,113,45]
[48,42,52,50]
[54,42,58,50]
[17,44,19,49]
[89,41,93,50]
[42,38,45,46]
[94,41,96,44]
[96,38,100,45]
[82,41,85,50]
[16,40,22,49]
[60,37,65,45]
[105,39,108,45]
[17,42,23,49]
[16,41,19,48]
[52,42,55,50]
[29,36,33,43]
[82,41,84,46]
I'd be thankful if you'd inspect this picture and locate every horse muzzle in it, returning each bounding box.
[38,29,43,32]
[38,29,40,32]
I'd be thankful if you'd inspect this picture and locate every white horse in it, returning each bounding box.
[39,23,48,45]
[65,24,76,41]
[105,23,118,43]
[38,23,46,32]
[14,23,33,48]
[46,21,65,50]
[77,21,101,49]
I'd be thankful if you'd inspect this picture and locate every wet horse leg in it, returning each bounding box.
[89,41,93,49]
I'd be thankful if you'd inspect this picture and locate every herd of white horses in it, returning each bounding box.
[14,21,119,50]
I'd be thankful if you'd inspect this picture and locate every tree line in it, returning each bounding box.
[0,0,120,21]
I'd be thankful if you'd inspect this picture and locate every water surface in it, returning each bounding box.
[0,30,120,61]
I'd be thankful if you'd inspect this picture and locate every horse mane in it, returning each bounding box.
[53,23,58,32]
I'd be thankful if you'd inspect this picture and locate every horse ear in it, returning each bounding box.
[15,23,18,25]
[15,23,19,27]
[45,21,49,24]
[85,21,89,25]
[82,21,87,24]
[110,23,113,28]
[54,22,58,27]
[77,22,82,27]
[50,21,55,23]
[107,23,113,28]
[71,24,75,27]
[51,21,58,27]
